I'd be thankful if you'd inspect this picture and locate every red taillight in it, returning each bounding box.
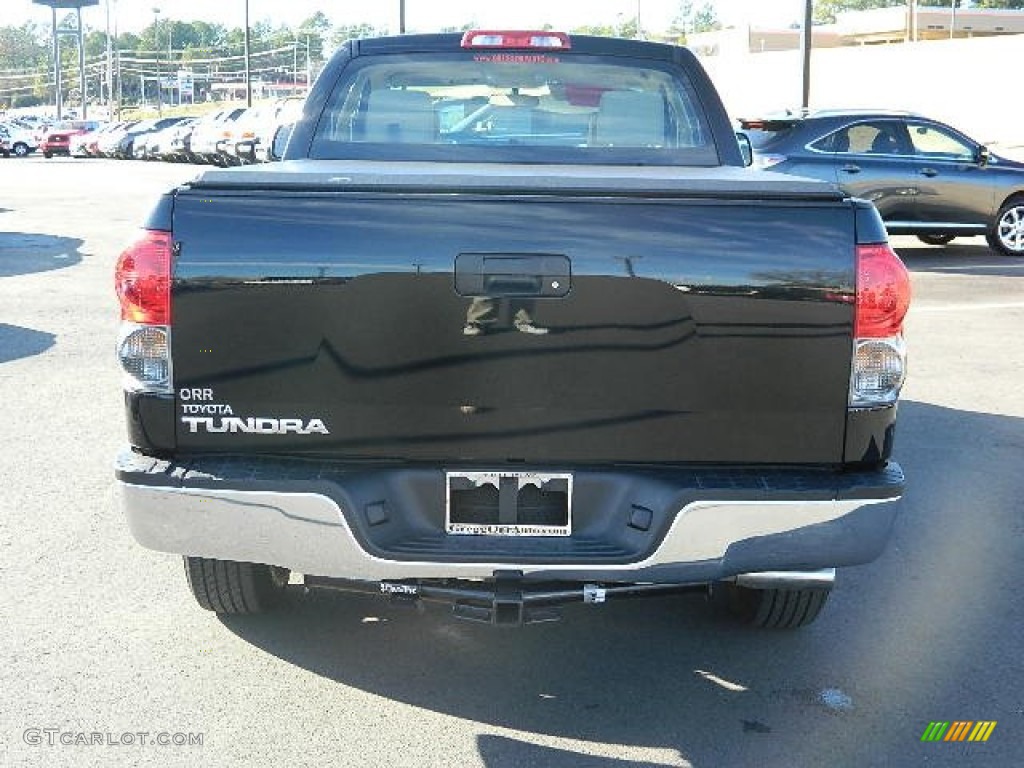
[461,30,571,49]
[115,230,172,324]
[855,243,910,338]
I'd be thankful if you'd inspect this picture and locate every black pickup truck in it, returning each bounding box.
[115,32,909,628]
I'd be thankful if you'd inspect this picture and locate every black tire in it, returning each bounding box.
[43,151,52,159]
[917,234,955,246]
[988,196,1024,257]
[183,556,290,614]
[716,583,830,629]
[13,142,30,157]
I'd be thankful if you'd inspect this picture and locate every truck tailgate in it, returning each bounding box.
[170,179,855,465]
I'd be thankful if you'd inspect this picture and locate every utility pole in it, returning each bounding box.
[153,7,161,116]
[115,0,121,119]
[244,0,252,106]
[950,0,957,40]
[105,0,112,112]
[168,22,173,106]
[400,0,406,33]
[800,0,813,110]
[907,0,918,43]
[77,5,86,118]
[52,7,62,119]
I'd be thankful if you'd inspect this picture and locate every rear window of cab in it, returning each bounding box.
[310,53,718,166]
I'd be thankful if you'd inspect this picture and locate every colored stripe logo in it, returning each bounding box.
[921,721,997,742]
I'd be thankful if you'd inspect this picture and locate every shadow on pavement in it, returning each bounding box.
[0,232,83,277]
[220,401,1023,767]
[0,323,56,363]
[477,734,673,768]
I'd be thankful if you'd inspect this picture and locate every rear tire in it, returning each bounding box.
[917,234,955,246]
[183,556,290,614]
[13,142,29,157]
[716,582,830,629]
[988,196,1024,256]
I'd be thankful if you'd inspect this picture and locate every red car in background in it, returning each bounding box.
[41,120,101,158]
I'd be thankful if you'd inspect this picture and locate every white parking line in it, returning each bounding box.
[911,302,1024,313]
[915,264,1024,271]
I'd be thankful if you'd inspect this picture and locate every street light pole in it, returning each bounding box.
[51,7,63,119]
[105,0,112,111]
[168,22,173,106]
[244,0,252,106]
[114,0,121,119]
[153,7,161,116]
[800,0,813,110]
[77,5,87,118]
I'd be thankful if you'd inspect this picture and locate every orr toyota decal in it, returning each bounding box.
[178,388,329,435]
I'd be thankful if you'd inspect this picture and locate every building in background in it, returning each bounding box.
[688,6,1024,57]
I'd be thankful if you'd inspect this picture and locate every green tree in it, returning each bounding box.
[570,18,643,39]
[814,0,904,25]
[972,0,1024,7]
[570,24,617,37]
[669,1,720,42]
[331,23,387,47]
[669,1,694,41]
[691,3,721,33]
[0,23,48,71]
[296,12,330,64]
[117,31,140,52]
[440,22,479,33]
[0,23,49,108]
[84,29,107,58]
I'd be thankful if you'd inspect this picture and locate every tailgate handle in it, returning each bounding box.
[455,253,570,298]
[484,275,542,295]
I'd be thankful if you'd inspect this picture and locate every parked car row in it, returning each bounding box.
[60,99,305,166]
[741,109,1024,256]
[1,117,102,158]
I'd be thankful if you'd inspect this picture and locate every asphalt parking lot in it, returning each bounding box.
[1,155,1022,767]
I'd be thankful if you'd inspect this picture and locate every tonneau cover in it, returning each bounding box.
[188,160,844,200]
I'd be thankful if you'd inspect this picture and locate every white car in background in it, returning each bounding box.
[0,123,39,157]
[188,108,247,165]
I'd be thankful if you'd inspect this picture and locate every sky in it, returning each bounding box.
[6,0,812,35]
